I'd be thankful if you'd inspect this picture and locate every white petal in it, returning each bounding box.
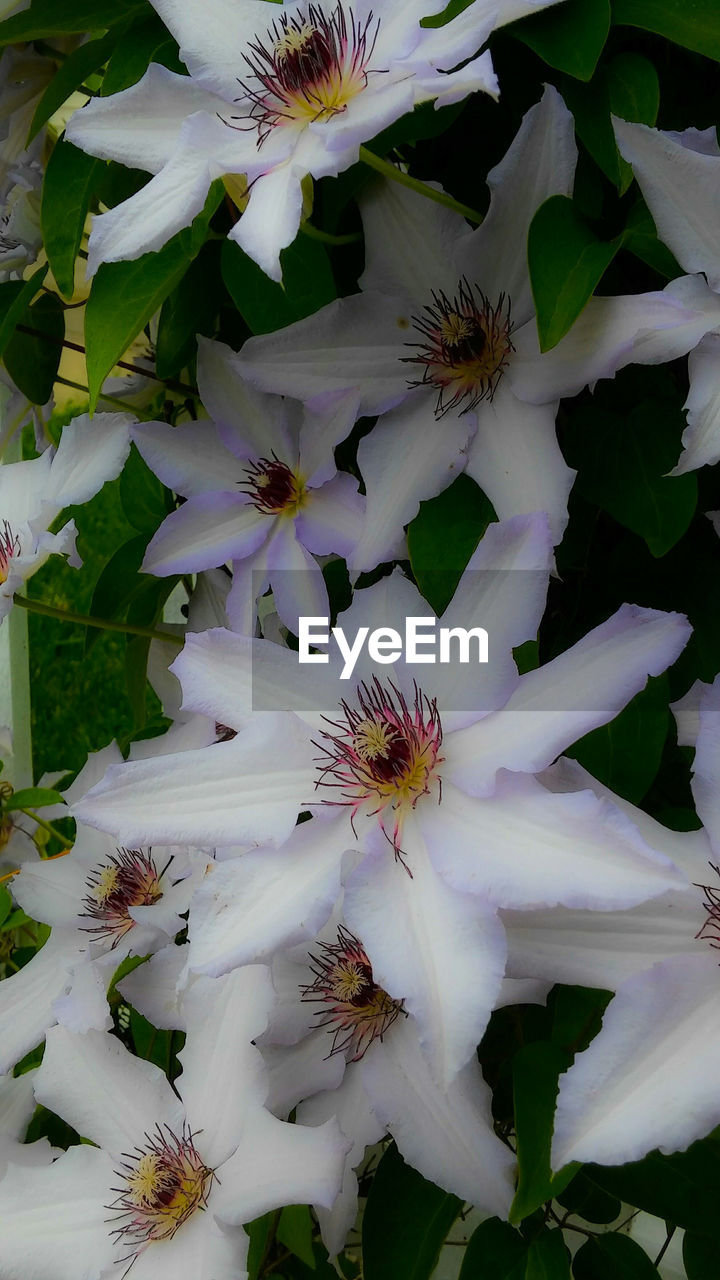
[350,395,469,573]
[179,966,274,1166]
[691,675,720,851]
[45,413,133,511]
[0,1070,36,1143]
[142,493,268,576]
[510,275,720,404]
[295,473,365,559]
[0,1144,117,1280]
[230,165,304,283]
[12,850,87,928]
[35,1026,184,1159]
[264,1032,346,1118]
[0,931,81,1073]
[614,117,720,291]
[213,1111,346,1225]
[673,332,720,473]
[267,521,330,635]
[446,602,692,795]
[671,678,708,747]
[552,954,720,1168]
[358,177,469,303]
[129,1207,249,1280]
[74,719,315,848]
[465,386,572,543]
[361,1017,515,1216]
[197,336,295,460]
[148,0,273,98]
[344,819,507,1085]
[132,419,244,496]
[52,959,112,1034]
[117,945,187,1030]
[458,84,577,326]
[0,451,50,527]
[188,816,346,976]
[237,292,411,415]
[423,776,685,910]
[299,389,362,485]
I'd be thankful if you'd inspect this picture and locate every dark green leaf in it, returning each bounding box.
[407,474,495,614]
[86,534,151,648]
[0,886,12,928]
[550,986,612,1055]
[556,1170,621,1225]
[458,1219,527,1280]
[42,140,103,299]
[0,0,149,42]
[565,399,697,557]
[529,196,623,351]
[221,234,336,335]
[510,0,611,80]
[85,181,223,409]
[129,1006,172,1066]
[29,32,118,142]
[367,100,465,157]
[6,787,65,812]
[623,200,681,278]
[612,0,720,62]
[567,677,669,804]
[525,1230,571,1280]
[0,265,47,358]
[277,1206,315,1269]
[586,1130,720,1234]
[559,74,622,188]
[245,1213,275,1280]
[102,15,183,95]
[363,1143,461,1280]
[572,1234,659,1279]
[119,445,173,536]
[155,242,223,379]
[607,52,659,191]
[124,576,181,729]
[683,1231,716,1279]
[511,1042,578,1222]
[4,292,64,403]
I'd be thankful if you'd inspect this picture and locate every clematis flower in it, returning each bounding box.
[0,1070,55,1182]
[77,514,691,1084]
[544,674,720,1170]
[238,87,720,563]
[133,336,364,635]
[0,412,133,624]
[0,966,346,1280]
[609,119,720,474]
[0,152,42,282]
[0,744,206,1075]
[262,918,515,1251]
[62,0,569,282]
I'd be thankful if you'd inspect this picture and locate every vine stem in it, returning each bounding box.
[18,809,70,844]
[14,324,199,398]
[358,146,484,224]
[300,220,362,246]
[13,595,183,647]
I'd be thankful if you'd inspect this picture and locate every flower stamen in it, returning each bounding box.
[79,848,166,947]
[695,863,720,950]
[108,1123,214,1261]
[0,520,20,586]
[403,279,514,416]
[301,925,404,1060]
[241,454,307,515]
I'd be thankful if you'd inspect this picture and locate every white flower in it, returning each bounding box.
[238,87,720,563]
[77,514,691,1084]
[133,337,364,634]
[0,966,346,1280]
[0,744,206,1074]
[0,1070,55,1183]
[0,154,42,282]
[609,119,720,475]
[63,0,570,281]
[0,412,133,624]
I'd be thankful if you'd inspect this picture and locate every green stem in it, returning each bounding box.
[358,146,484,224]
[20,809,70,845]
[54,374,157,421]
[13,595,183,647]
[300,221,362,246]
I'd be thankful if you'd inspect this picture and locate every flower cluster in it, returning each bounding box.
[1,3,720,1278]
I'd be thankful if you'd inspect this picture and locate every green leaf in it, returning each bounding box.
[4,292,64,404]
[0,0,149,42]
[623,200,681,278]
[0,265,47,359]
[363,1143,461,1280]
[586,1130,720,1234]
[607,52,660,191]
[458,1219,527,1280]
[511,1042,578,1222]
[567,676,669,804]
[407,474,495,614]
[102,14,183,95]
[510,0,611,80]
[6,787,66,812]
[41,140,102,299]
[221,234,336,335]
[555,1170,621,1225]
[155,242,224,379]
[245,1213,275,1280]
[526,1231,571,1280]
[612,0,720,61]
[85,181,223,409]
[550,985,612,1055]
[119,445,173,536]
[124,576,181,729]
[277,1206,315,1269]
[0,886,12,929]
[565,399,697,556]
[683,1231,716,1279]
[572,1234,659,1279]
[529,195,623,351]
[86,533,151,648]
[28,31,118,143]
